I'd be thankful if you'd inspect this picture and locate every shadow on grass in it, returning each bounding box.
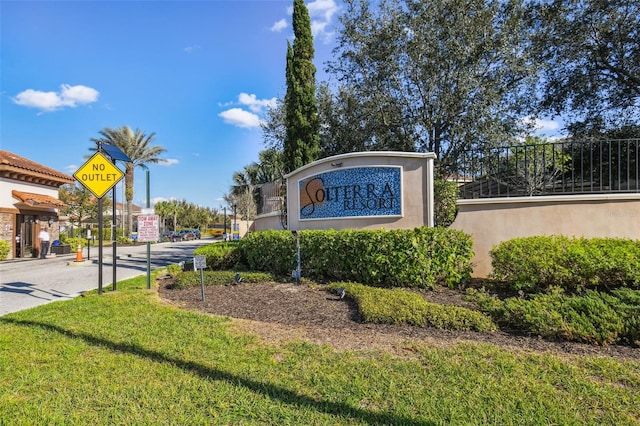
[2,318,434,426]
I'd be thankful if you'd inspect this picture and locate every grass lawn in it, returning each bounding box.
[1,274,639,425]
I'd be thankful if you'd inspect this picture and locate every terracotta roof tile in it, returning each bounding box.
[12,190,67,208]
[0,150,74,184]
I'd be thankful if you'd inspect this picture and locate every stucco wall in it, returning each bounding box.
[285,152,435,231]
[1,179,62,259]
[0,178,59,207]
[450,194,640,278]
[252,212,285,232]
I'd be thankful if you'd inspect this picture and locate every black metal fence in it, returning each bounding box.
[255,180,285,216]
[455,139,640,199]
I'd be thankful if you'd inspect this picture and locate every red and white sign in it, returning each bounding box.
[137,215,159,242]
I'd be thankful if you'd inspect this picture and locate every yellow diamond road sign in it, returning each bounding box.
[74,152,124,198]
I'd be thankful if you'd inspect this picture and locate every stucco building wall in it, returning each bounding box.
[450,194,640,277]
[0,150,73,259]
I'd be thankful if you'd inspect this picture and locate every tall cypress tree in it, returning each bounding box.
[283,0,319,174]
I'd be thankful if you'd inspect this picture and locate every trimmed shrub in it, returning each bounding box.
[240,230,297,277]
[116,236,133,244]
[194,241,244,270]
[64,238,85,250]
[242,227,474,288]
[173,270,275,289]
[166,264,183,278]
[467,287,640,346]
[326,282,497,332]
[434,178,458,227]
[490,236,640,293]
[0,240,10,260]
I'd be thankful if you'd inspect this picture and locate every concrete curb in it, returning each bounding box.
[67,260,90,266]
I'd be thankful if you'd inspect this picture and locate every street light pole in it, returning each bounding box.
[223,206,227,240]
[233,203,237,240]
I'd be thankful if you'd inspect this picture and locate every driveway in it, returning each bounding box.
[0,238,215,316]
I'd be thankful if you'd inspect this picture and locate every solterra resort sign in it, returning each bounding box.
[298,166,402,220]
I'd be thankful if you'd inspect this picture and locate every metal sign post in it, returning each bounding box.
[73,145,130,294]
[86,227,91,260]
[137,210,159,290]
[194,255,207,301]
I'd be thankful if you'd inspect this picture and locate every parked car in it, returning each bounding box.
[162,231,181,242]
[190,229,201,239]
[178,229,196,241]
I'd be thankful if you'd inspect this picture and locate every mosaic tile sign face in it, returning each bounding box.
[298,166,402,220]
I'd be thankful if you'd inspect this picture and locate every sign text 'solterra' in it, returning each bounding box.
[298,167,402,220]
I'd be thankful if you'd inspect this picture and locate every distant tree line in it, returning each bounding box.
[154,199,217,232]
[59,185,218,234]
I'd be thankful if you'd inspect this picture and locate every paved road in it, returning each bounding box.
[0,238,215,316]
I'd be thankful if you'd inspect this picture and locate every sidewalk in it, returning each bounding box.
[1,239,210,316]
[3,252,76,264]
[4,243,150,264]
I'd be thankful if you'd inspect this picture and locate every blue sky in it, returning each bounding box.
[1,0,340,210]
[1,0,561,211]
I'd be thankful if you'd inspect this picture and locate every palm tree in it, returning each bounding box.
[230,164,259,221]
[91,126,167,234]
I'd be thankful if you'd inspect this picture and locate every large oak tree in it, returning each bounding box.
[531,0,640,135]
[326,0,541,175]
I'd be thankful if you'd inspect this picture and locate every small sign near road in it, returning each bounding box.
[194,254,207,301]
[194,255,207,270]
[73,152,124,198]
[137,215,160,242]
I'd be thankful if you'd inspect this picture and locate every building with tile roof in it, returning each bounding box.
[0,150,74,259]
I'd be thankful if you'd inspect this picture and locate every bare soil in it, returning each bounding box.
[157,276,640,361]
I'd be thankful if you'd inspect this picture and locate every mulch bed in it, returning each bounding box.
[157,276,640,361]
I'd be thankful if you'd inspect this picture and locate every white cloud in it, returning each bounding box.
[522,116,561,133]
[238,93,277,113]
[308,0,339,42]
[219,93,276,128]
[184,44,200,53]
[12,84,99,112]
[308,0,339,23]
[219,108,261,128]
[13,89,60,110]
[280,0,339,43]
[271,18,287,32]
[150,197,170,206]
[534,118,560,133]
[158,158,180,166]
[59,84,98,105]
[311,21,329,38]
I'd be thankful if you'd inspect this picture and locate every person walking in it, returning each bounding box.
[38,227,50,259]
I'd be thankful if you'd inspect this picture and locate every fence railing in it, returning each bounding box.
[255,180,285,215]
[454,138,640,199]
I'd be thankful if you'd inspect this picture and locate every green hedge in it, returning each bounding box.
[490,236,640,293]
[240,227,474,289]
[326,282,496,332]
[0,240,10,260]
[194,241,243,270]
[434,178,458,227]
[467,287,640,346]
[173,270,275,289]
[240,230,296,277]
[64,238,85,250]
